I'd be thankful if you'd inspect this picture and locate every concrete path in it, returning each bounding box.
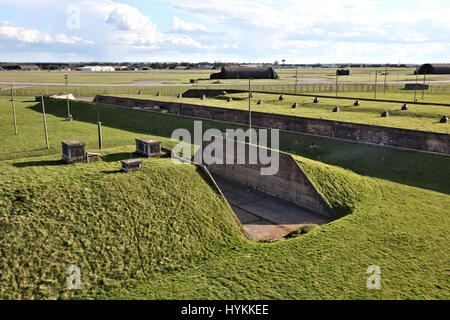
[212,175,329,241]
[75,96,95,102]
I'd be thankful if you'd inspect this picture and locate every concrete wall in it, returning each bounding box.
[193,139,333,218]
[93,95,450,155]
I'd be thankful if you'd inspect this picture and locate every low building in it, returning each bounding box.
[336,69,350,76]
[135,138,162,157]
[417,63,450,75]
[404,83,429,90]
[210,66,278,79]
[77,66,115,72]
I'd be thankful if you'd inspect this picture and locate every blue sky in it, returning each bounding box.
[0,0,449,63]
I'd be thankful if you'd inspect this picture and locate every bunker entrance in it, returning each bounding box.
[195,138,333,241]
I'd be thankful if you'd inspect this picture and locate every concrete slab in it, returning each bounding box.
[240,197,328,229]
[213,175,329,241]
[221,188,265,206]
[230,205,260,224]
[243,221,290,242]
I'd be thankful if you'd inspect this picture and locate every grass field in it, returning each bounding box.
[2,67,450,106]
[2,68,450,86]
[115,93,450,133]
[0,70,213,85]
[276,67,449,82]
[0,98,448,299]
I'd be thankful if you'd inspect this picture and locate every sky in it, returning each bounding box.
[0,0,449,63]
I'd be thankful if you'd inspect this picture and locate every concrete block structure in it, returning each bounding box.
[61,140,86,163]
[135,138,162,157]
[121,159,143,172]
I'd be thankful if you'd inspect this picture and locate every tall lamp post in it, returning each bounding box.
[65,74,72,121]
[248,78,252,144]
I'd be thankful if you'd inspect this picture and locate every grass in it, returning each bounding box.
[115,92,450,133]
[2,67,450,106]
[0,70,213,84]
[99,158,450,299]
[0,148,247,299]
[0,97,448,299]
[276,67,449,82]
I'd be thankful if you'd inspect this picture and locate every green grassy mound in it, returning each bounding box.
[0,147,247,299]
[99,156,449,299]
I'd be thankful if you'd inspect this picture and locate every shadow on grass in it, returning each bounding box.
[101,169,123,174]
[13,159,63,168]
[101,152,141,162]
[0,148,46,157]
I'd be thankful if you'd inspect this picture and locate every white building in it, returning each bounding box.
[77,66,115,72]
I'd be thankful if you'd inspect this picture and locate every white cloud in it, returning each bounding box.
[170,16,213,34]
[0,21,88,44]
[104,3,163,45]
[165,36,216,49]
[0,21,42,43]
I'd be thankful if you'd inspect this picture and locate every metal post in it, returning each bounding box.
[295,69,298,95]
[248,78,252,144]
[41,94,49,149]
[422,73,426,100]
[335,73,338,97]
[98,121,103,150]
[11,88,17,135]
[413,70,419,102]
[374,71,378,99]
[383,66,387,95]
[65,74,72,121]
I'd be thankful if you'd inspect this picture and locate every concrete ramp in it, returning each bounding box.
[213,176,328,241]
[194,138,333,241]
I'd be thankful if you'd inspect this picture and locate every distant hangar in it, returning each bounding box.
[210,66,279,79]
[416,63,450,75]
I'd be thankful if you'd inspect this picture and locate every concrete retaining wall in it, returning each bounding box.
[193,139,333,218]
[93,95,450,155]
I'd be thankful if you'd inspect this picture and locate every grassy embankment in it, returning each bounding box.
[116,92,450,133]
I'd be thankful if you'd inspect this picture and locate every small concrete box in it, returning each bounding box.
[121,159,143,172]
[62,140,86,163]
[135,138,162,157]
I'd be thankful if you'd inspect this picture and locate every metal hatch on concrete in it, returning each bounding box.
[213,175,328,241]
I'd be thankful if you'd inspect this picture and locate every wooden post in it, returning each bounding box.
[98,121,103,150]
[11,88,17,135]
[41,94,49,149]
